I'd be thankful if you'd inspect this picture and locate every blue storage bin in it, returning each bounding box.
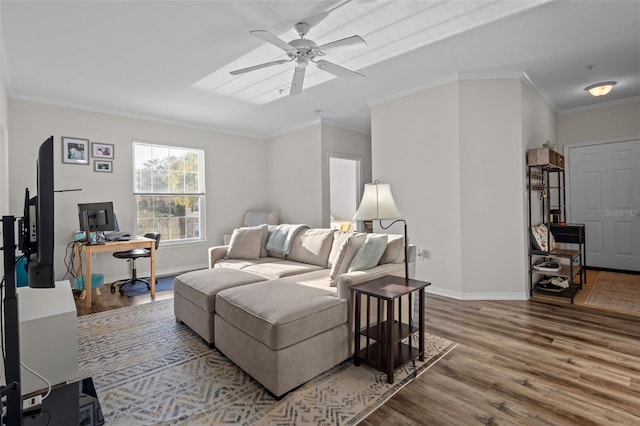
[74,274,104,290]
[16,256,28,287]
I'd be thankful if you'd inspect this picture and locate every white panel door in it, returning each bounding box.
[568,140,640,271]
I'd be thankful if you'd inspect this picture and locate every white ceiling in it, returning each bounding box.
[2,0,639,138]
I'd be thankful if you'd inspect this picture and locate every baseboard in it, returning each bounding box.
[426,286,528,301]
[585,266,640,275]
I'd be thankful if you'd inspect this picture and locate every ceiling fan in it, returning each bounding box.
[230,2,367,96]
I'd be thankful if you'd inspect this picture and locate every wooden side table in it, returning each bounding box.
[352,275,431,384]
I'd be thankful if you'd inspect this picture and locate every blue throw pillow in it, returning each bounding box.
[348,234,388,272]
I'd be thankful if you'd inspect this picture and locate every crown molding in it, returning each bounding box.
[8,94,266,140]
[368,73,461,108]
[520,72,559,112]
[559,95,640,115]
[320,118,371,136]
[264,118,322,140]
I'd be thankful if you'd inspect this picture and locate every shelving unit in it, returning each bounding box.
[527,148,585,303]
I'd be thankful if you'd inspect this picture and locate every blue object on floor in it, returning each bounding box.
[16,256,28,287]
[74,274,105,290]
[121,275,174,297]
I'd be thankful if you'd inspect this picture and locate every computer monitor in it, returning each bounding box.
[77,202,117,232]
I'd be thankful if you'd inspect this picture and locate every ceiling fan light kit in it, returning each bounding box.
[230,7,368,96]
[585,81,617,97]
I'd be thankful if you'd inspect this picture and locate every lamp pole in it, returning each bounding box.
[380,219,409,279]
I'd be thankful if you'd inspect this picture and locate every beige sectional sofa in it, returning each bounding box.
[174,225,404,397]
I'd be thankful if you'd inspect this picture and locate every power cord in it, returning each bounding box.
[20,361,51,400]
[1,275,5,364]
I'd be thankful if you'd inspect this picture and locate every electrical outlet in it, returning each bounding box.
[22,395,42,413]
[416,248,430,260]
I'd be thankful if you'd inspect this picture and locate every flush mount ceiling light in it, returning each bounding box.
[585,81,617,97]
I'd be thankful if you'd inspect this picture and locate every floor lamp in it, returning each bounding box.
[353,181,409,279]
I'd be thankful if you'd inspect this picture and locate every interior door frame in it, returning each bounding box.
[564,135,640,221]
[327,152,363,231]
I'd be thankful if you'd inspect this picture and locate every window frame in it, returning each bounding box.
[132,140,206,245]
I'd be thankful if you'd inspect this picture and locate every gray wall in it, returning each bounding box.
[8,100,268,282]
[372,77,557,300]
[558,100,640,147]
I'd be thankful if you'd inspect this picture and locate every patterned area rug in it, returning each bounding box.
[78,299,456,425]
[585,271,640,314]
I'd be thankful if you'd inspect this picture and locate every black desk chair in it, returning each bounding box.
[110,232,161,295]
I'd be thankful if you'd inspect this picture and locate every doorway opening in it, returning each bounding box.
[329,155,362,232]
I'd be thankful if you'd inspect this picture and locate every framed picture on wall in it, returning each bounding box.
[91,142,114,159]
[94,160,113,173]
[61,136,90,165]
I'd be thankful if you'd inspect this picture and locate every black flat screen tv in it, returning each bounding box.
[24,136,55,288]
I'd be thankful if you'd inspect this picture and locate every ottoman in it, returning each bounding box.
[214,279,350,397]
[174,268,267,346]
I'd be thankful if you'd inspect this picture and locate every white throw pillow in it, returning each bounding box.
[329,233,367,286]
[226,226,265,260]
[348,234,388,272]
[378,234,404,264]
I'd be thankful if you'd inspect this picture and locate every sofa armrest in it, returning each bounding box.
[208,245,228,268]
[336,263,404,300]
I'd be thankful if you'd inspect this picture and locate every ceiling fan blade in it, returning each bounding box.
[230,60,289,76]
[318,35,367,53]
[290,66,306,96]
[250,30,294,53]
[315,60,365,81]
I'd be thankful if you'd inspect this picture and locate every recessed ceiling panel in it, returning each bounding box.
[193,0,550,104]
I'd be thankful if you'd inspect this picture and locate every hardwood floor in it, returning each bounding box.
[362,275,640,425]
[74,272,640,425]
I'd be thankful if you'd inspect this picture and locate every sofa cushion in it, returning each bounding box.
[215,257,284,270]
[226,226,266,260]
[379,234,404,264]
[287,228,335,268]
[348,234,388,272]
[242,260,323,279]
[329,233,366,286]
[174,268,267,312]
[328,231,351,268]
[216,280,347,351]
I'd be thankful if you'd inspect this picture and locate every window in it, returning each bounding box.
[133,142,205,243]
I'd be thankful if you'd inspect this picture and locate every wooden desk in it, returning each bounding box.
[75,238,156,308]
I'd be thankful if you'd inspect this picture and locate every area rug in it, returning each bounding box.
[77,299,456,425]
[120,275,175,297]
[585,271,640,314]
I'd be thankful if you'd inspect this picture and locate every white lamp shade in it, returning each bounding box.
[353,182,402,220]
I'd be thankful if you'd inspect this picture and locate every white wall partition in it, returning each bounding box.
[372,77,558,300]
[372,81,464,297]
[8,100,267,282]
[265,123,323,226]
[458,79,525,298]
